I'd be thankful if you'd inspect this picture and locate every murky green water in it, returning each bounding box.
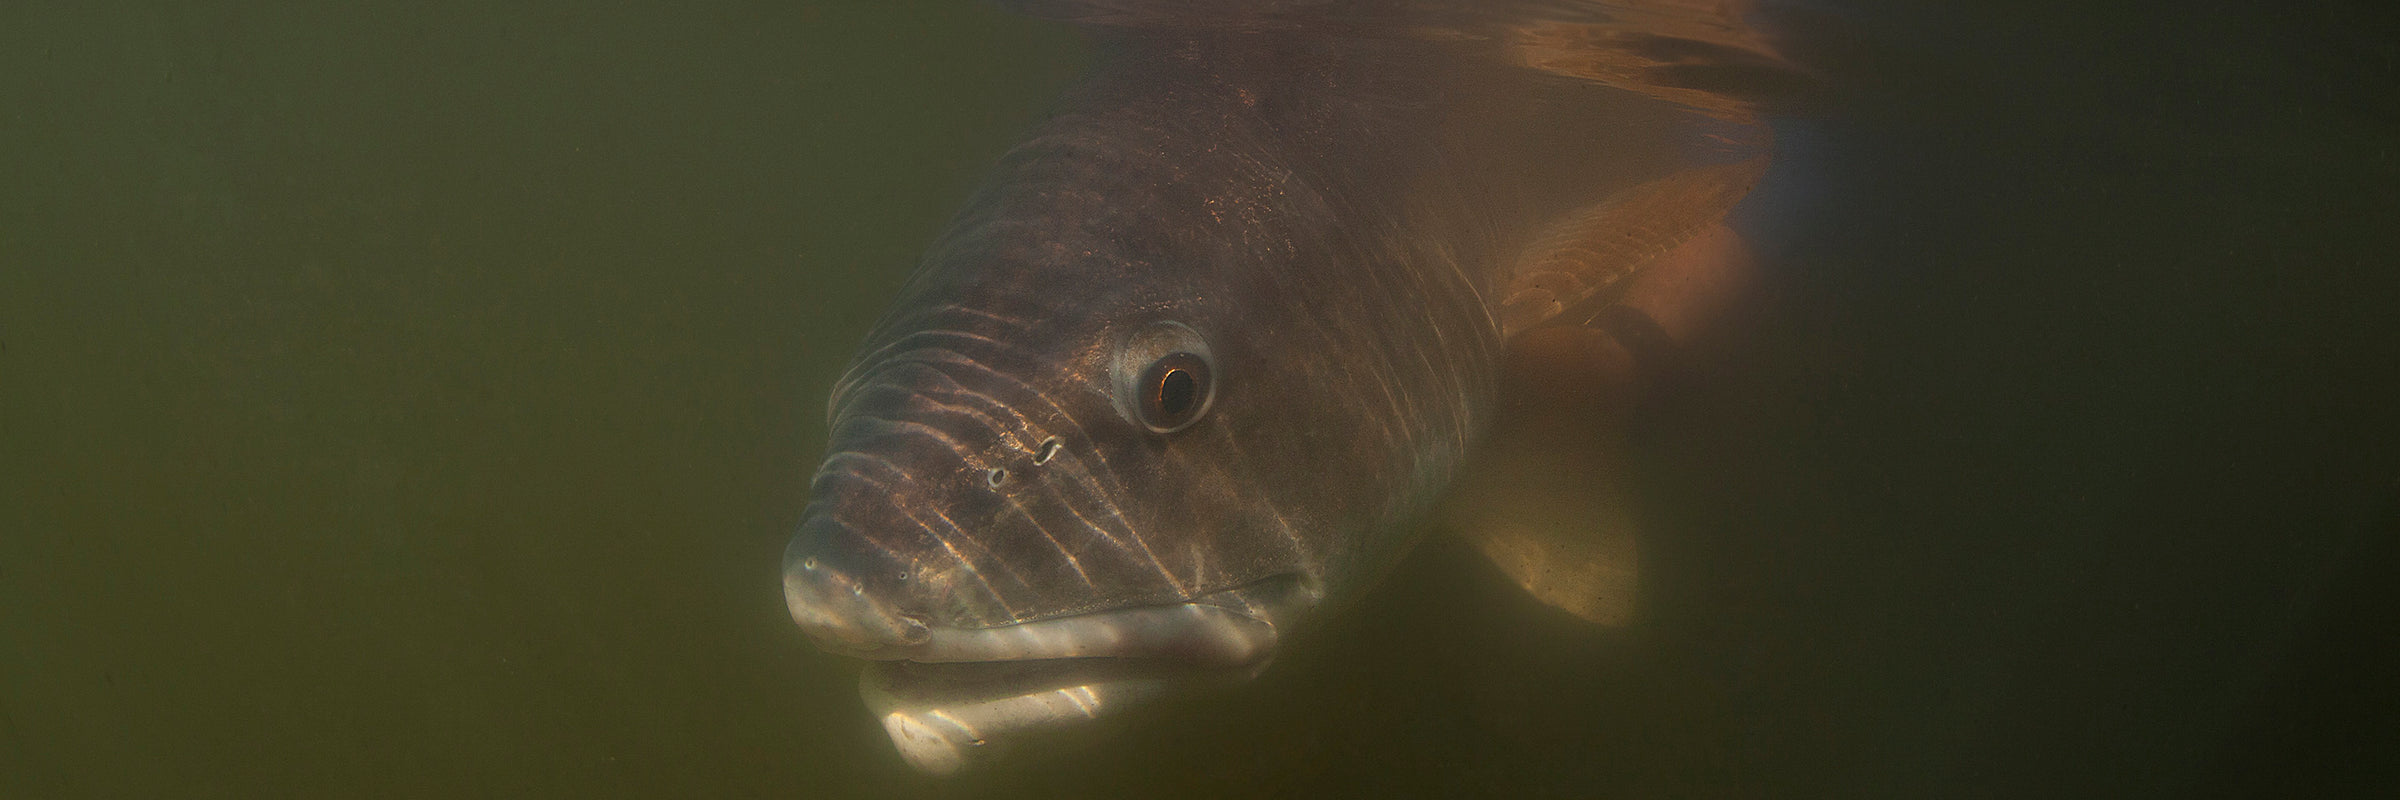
[4,2,2395,797]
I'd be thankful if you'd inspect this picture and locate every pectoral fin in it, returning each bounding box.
[1438,324,1645,625]
[1442,223,1752,625]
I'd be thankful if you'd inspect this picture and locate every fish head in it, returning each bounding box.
[783,304,1320,647]
[779,179,1384,769]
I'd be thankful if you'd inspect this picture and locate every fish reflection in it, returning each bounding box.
[781,0,1798,773]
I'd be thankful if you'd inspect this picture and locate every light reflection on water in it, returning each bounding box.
[1,1,2394,798]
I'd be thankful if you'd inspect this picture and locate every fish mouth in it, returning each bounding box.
[847,575,1320,774]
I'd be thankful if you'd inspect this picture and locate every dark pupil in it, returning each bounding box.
[1156,368,1197,417]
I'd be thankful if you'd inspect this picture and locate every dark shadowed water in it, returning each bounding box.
[4,1,2395,797]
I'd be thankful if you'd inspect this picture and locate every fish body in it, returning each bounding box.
[782,4,1780,772]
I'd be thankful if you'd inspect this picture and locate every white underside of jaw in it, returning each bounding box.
[873,671,1175,775]
[857,575,1321,774]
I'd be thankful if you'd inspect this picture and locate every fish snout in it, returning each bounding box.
[783,519,929,658]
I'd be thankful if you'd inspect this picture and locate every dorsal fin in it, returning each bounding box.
[1497,156,1765,338]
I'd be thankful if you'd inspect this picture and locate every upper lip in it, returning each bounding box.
[787,550,1318,668]
[794,572,1322,775]
[895,601,1280,666]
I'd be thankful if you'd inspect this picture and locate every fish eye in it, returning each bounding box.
[1113,321,1217,434]
[1136,352,1212,432]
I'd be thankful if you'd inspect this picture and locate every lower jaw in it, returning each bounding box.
[860,655,1262,774]
[864,653,1251,709]
[849,574,1322,774]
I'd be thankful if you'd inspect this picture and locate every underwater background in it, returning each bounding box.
[4,1,2395,797]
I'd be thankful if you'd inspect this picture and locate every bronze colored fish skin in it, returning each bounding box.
[794,37,1504,638]
[781,8,1780,773]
